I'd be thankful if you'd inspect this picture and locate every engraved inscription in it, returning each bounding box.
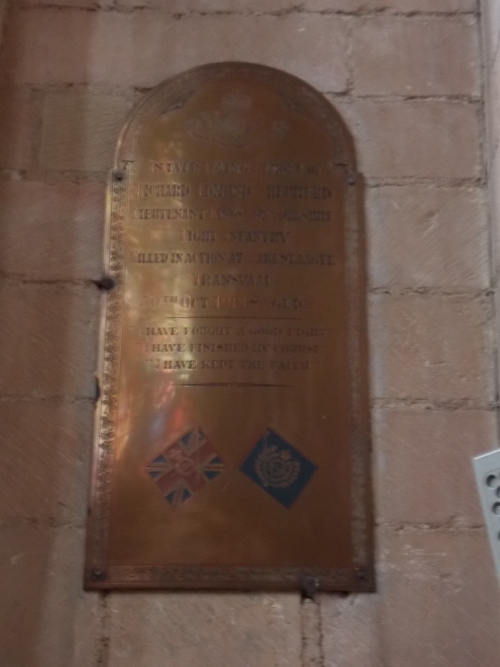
[140,183,191,197]
[185,92,289,148]
[134,208,206,220]
[266,185,331,199]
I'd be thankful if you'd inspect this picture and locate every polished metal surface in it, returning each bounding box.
[85,62,373,591]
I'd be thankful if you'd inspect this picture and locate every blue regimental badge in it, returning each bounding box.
[240,428,317,508]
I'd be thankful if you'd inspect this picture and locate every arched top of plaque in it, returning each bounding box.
[116,62,357,176]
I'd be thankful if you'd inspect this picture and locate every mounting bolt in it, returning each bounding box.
[113,170,126,182]
[94,377,101,403]
[301,575,319,599]
[95,276,116,291]
[92,568,107,582]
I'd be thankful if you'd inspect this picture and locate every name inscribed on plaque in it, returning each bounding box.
[85,63,373,592]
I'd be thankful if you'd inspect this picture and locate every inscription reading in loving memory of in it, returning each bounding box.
[86,62,372,593]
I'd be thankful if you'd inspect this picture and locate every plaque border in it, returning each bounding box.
[84,62,373,592]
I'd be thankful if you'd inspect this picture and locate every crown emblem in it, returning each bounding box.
[185,93,288,149]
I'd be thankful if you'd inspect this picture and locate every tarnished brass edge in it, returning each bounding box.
[84,565,375,592]
[85,168,128,574]
[346,174,373,571]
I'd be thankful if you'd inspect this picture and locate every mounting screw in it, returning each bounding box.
[95,276,116,291]
[347,174,356,185]
[301,575,319,599]
[355,569,367,582]
[92,568,107,582]
[94,377,101,402]
[113,171,126,182]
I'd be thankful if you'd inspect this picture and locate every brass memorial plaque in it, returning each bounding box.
[85,62,373,591]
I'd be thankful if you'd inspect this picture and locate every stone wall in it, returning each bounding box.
[483,0,500,395]
[1,1,499,666]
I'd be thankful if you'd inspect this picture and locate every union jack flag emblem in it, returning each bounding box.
[145,428,225,508]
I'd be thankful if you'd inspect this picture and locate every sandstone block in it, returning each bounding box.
[491,145,500,276]
[13,0,479,18]
[322,530,500,667]
[354,17,480,96]
[0,283,99,397]
[40,91,131,172]
[3,9,350,92]
[118,0,301,10]
[20,0,368,12]
[321,530,500,667]
[138,0,362,10]
[374,0,476,10]
[369,293,494,401]
[20,0,102,6]
[129,0,477,10]
[0,87,37,170]
[338,99,481,179]
[483,0,500,64]
[321,593,382,667]
[488,50,500,157]
[0,180,105,280]
[0,401,93,523]
[367,186,489,289]
[373,409,496,525]
[108,592,301,667]
[490,148,500,359]
[378,530,500,667]
[0,526,100,667]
